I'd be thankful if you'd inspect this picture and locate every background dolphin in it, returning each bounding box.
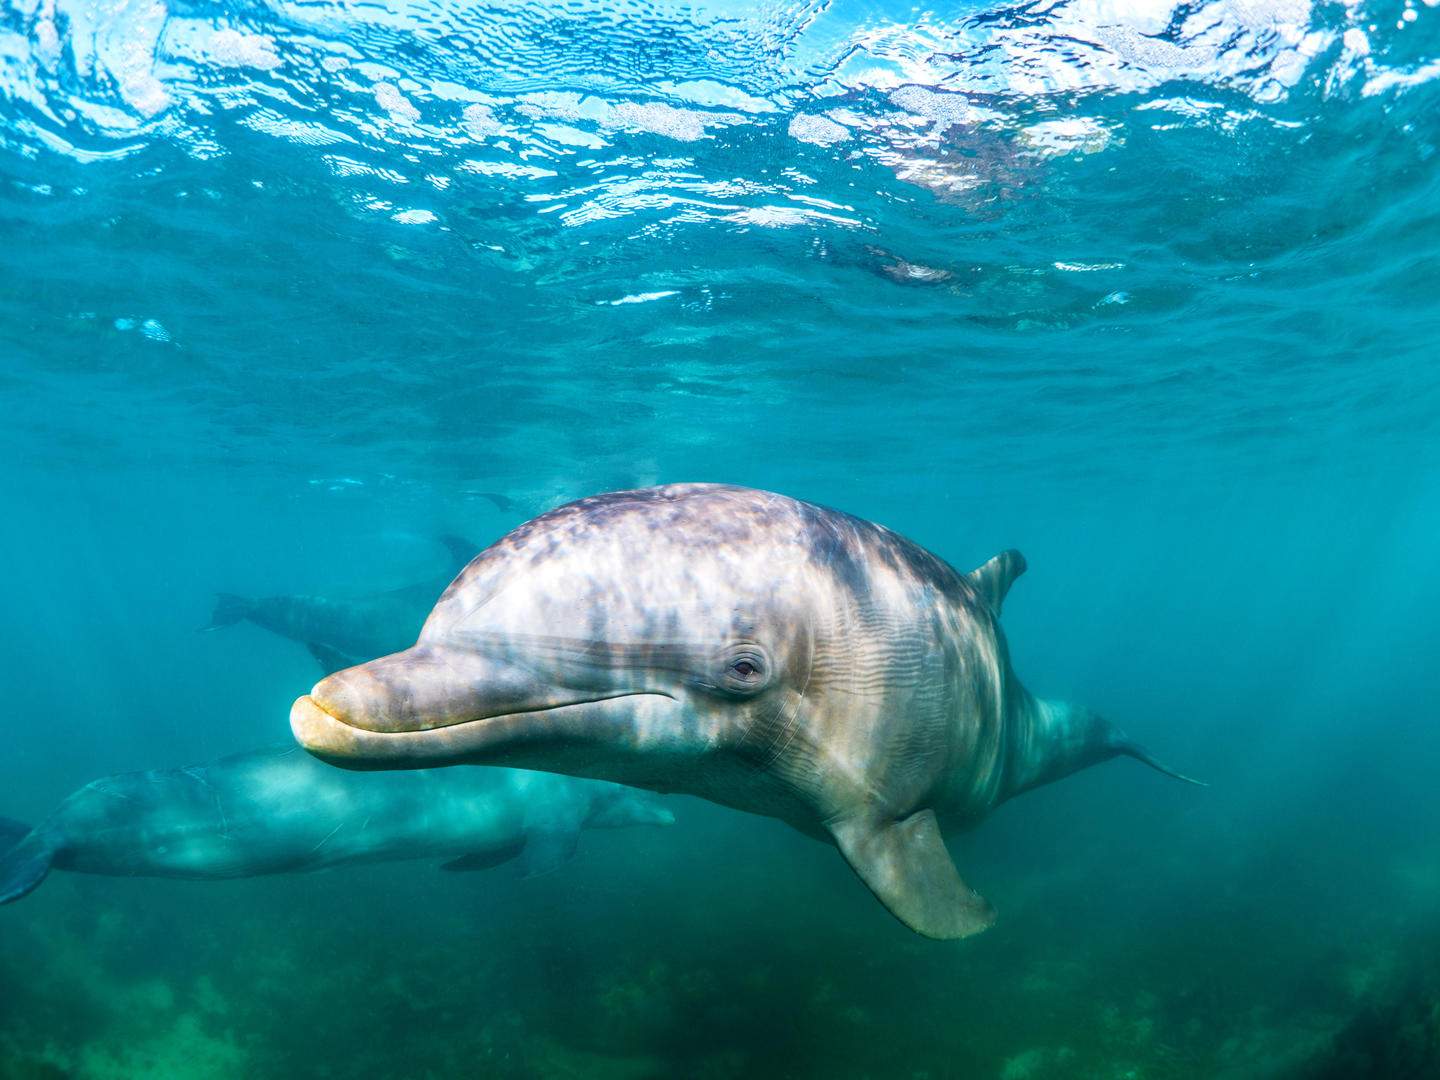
[0,744,673,905]
[202,534,478,671]
[291,483,1200,941]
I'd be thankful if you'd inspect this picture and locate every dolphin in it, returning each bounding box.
[290,483,1200,940]
[0,745,673,905]
[202,535,478,672]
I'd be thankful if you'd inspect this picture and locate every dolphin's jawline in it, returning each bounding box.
[297,690,675,745]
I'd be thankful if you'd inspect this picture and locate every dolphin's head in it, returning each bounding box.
[290,486,825,791]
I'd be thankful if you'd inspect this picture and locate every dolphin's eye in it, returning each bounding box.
[715,645,771,695]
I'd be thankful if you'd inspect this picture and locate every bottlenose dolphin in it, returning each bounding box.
[0,745,673,905]
[291,483,1199,940]
[202,535,477,671]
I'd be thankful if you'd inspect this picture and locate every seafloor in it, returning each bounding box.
[2,804,1437,1080]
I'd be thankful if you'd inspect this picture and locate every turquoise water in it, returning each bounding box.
[2,1,1440,1076]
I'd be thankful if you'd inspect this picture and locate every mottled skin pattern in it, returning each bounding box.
[0,745,672,904]
[292,484,1198,939]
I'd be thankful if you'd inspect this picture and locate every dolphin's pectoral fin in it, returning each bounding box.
[0,816,30,852]
[830,810,996,940]
[520,827,581,878]
[305,641,357,675]
[0,829,54,905]
[966,550,1026,615]
[439,836,529,873]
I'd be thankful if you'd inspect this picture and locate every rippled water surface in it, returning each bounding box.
[2,2,1439,1078]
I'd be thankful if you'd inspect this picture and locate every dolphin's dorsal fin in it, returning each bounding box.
[306,641,357,675]
[830,810,996,940]
[966,550,1026,614]
[437,534,478,571]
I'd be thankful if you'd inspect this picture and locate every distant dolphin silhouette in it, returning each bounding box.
[0,745,673,905]
[201,535,477,672]
[462,491,518,513]
[291,483,1201,941]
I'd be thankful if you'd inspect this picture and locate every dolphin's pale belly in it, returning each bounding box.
[1,746,671,905]
[58,804,519,880]
[48,752,525,880]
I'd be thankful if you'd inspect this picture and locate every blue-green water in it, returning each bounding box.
[2,1,1440,1076]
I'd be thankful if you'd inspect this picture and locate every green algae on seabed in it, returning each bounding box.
[0,723,1435,1080]
[0,882,1420,1080]
[1291,925,1440,1080]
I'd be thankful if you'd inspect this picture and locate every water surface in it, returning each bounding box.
[2,2,1439,1077]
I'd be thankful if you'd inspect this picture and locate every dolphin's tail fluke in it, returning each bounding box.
[1113,739,1208,787]
[199,593,251,632]
[0,818,53,904]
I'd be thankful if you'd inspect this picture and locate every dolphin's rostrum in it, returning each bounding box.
[291,483,1200,940]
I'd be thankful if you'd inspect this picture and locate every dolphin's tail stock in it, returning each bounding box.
[0,817,54,905]
[1112,739,1208,787]
[199,592,252,632]
[1015,699,1207,795]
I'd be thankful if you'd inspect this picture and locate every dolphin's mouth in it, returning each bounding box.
[290,692,673,769]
